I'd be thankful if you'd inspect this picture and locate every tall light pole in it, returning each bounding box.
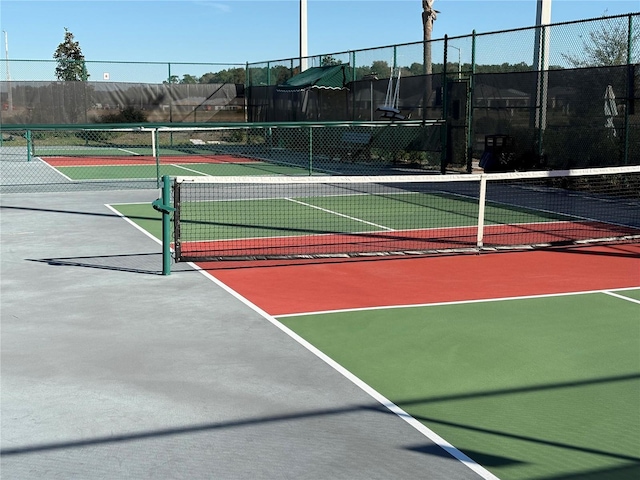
[300,0,308,72]
[450,45,461,79]
[3,30,12,112]
[533,0,551,143]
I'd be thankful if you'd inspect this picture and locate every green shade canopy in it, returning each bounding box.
[276,65,351,93]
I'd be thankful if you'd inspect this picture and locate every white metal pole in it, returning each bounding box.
[534,0,552,66]
[3,30,12,112]
[151,127,157,159]
[476,175,487,249]
[300,0,308,72]
[533,0,551,131]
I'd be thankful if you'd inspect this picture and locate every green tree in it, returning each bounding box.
[200,68,245,84]
[273,65,292,85]
[180,74,198,84]
[408,62,425,76]
[475,62,533,73]
[371,60,391,76]
[562,15,636,67]
[321,55,342,66]
[53,28,89,81]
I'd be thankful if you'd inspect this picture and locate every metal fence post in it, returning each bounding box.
[624,14,633,164]
[308,126,313,175]
[25,129,32,162]
[441,35,449,174]
[466,30,476,173]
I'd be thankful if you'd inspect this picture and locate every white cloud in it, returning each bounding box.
[193,1,231,12]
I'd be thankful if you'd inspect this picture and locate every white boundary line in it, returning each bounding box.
[117,148,140,155]
[38,157,75,181]
[188,262,500,480]
[104,204,163,244]
[172,164,212,175]
[276,286,640,318]
[603,290,640,305]
[104,201,499,479]
[286,197,395,231]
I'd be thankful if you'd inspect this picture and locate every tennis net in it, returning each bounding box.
[170,165,640,261]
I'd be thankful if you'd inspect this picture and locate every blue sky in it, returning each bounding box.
[1,0,638,79]
[1,1,638,62]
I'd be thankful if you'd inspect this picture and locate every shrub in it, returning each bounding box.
[100,106,148,123]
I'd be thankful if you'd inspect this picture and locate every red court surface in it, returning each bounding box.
[202,243,640,316]
[180,222,639,260]
[44,155,259,166]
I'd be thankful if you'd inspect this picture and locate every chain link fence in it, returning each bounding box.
[1,60,246,124]
[1,13,638,192]
[0,121,445,192]
[247,14,639,171]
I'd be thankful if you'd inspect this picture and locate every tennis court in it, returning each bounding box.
[8,122,445,187]
[107,166,640,479]
[28,125,330,181]
[38,151,313,181]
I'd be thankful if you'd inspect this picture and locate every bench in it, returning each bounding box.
[338,132,372,161]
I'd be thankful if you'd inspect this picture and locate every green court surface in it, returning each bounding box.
[113,203,162,237]
[55,162,312,180]
[35,147,152,156]
[173,192,567,241]
[618,289,640,302]
[278,291,640,480]
[115,192,571,251]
